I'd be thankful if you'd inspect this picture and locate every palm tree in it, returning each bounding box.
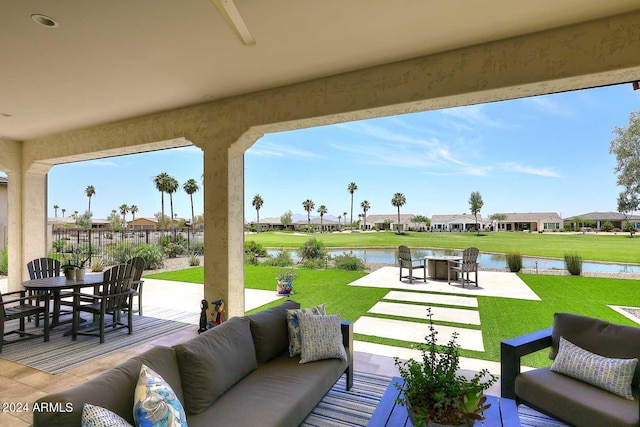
[61,208,66,217]
[153,172,170,230]
[119,204,129,229]
[317,205,327,232]
[302,199,315,227]
[53,204,59,217]
[252,194,264,231]
[130,205,138,228]
[338,214,342,227]
[391,192,407,233]
[85,185,96,215]
[361,200,370,231]
[165,177,179,230]
[183,178,200,229]
[347,182,358,230]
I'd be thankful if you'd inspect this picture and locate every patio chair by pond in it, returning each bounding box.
[398,245,426,283]
[125,256,146,315]
[71,263,136,344]
[0,289,49,353]
[448,247,479,287]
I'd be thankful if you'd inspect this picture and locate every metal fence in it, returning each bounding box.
[50,228,204,266]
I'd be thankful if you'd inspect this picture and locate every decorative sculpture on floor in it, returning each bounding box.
[198,299,225,333]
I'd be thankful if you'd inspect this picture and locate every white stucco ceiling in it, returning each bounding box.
[2,0,640,140]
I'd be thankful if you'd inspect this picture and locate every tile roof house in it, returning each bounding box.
[431,214,490,231]
[365,214,425,232]
[495,212,563,232]
[563,212,640,230]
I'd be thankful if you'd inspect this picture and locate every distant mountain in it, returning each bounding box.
[292,213,340,222]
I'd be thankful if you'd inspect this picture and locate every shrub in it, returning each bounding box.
[109,242,134,264]
[565,252,583,276]
[266,250,294,267]
[191,241,205,255]
[244,252,259,265]
[302,259,326,269]
[298,237,326,260]
[188,251,201,266]
[333,251,366,271]
[164,242,185,258]
[244,240,267,257]
[132,244,164,269]
[505,250,522,272]
[0,248,7,275]
[90,258,104,272]
[601,221,614,232]
[52,239,66,253]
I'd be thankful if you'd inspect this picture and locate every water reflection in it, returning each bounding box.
[266,248,640,273]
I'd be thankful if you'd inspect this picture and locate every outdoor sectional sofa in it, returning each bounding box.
[501,312,640,427]
[32,300,353,426]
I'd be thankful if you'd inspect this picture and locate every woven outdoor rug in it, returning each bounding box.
[0,307,194,374]
[300,372,569,427]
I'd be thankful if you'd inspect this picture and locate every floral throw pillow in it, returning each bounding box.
[82,403,133,427]
[286,304,326,357]
[133,364,187,427]
[551,336,638,400]
[299,312,347,364]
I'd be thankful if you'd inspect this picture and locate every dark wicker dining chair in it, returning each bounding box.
[71,263,136,344]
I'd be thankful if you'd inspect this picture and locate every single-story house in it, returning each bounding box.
[364,214,425,232]
[563,212,640,230]
[431,214,490,231]
[494,212,562,232]
[128,217,159,230]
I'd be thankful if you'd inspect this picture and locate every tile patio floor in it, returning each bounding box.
[0,269,536,425]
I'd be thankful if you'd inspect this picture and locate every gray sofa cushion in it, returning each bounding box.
[33,345,180,427]
[549,312,640,385]
[186,353,348,427]
[516,367,640,427]
[246,300,300,364]
[174,316,257,415]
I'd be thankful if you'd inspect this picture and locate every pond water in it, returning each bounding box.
[266,248,640,273]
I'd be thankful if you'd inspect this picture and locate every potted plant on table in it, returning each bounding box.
[61,248,90,280]
[275,268,298,295]
[394,308,497,427]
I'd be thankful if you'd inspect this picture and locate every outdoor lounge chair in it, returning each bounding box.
[398,245,426,283]
[448,247,479,287]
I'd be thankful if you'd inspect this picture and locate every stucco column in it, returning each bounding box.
[202,144,245,317]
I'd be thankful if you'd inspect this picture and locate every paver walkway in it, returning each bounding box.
[369,301,481,325]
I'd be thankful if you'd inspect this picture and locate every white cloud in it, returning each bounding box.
[501,162,562,177]
[337,122,441,147]
[247,142,322,158]
[440,104,506,128]
[87,159,117,167]
[525,97,574,118]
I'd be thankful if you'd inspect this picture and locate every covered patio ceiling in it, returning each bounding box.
[2,0,640,141]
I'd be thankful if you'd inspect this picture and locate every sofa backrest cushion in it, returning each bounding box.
[550,312,640,386]
[246,300,301,364]
[174,316,257,415]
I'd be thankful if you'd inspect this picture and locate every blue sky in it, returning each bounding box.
[13,83,639,222]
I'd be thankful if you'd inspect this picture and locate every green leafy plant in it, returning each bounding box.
[601,221,614,232]
[244,240,267,257]
[394,308,497,426]
[302,259,326,269]
[505,250,522,272]
[163,242,185,258]
[266,250,294,267]
[109,242,134,264]
[333,251,366,271]
[0,248,8,275]
[245,252,259,266]
[276,268,298,283]
[132,244,164,269]
[564,252,583,276]
[298,237,326,261]
[90,258,104,272]
[188,251,200,266]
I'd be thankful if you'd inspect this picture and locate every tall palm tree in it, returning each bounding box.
[317,204,327,232]
[129,205,138,228]
[183,178,200,229]
[391,192,407,232]
[61,208,66,217]
[119,204,129,228]
[252,194,264,230]
[85,185,96,215]
[347,182,358,230]
[337,214,342,227]
[153,172,170,230]
[361,200,370,231]
[165,177,179,230]
[302,199,315,227]
[53,204,59,217]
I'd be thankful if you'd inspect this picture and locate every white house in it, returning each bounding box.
[431,214,489,231]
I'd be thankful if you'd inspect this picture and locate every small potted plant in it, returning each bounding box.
[394,308,497,427]
[61,247,90,280]
[275,268,298,295]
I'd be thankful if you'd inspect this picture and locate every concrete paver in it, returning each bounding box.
[369,301,481,325]
[354,316,484,352]
[383,290,478,307]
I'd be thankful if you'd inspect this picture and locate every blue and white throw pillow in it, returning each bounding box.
[133,364,188,427]
[286,304,326,357]
[551,336,638,400]
[298,312,347,364]
[82,403,133,427]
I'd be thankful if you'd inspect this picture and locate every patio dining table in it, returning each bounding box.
[22,274,104,330]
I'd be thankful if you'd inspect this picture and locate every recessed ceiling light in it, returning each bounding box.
[31,14,59,28]
[0,113,11,118]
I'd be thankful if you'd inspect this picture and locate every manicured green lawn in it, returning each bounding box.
[145,266,640,368]
[246,231,640,264]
